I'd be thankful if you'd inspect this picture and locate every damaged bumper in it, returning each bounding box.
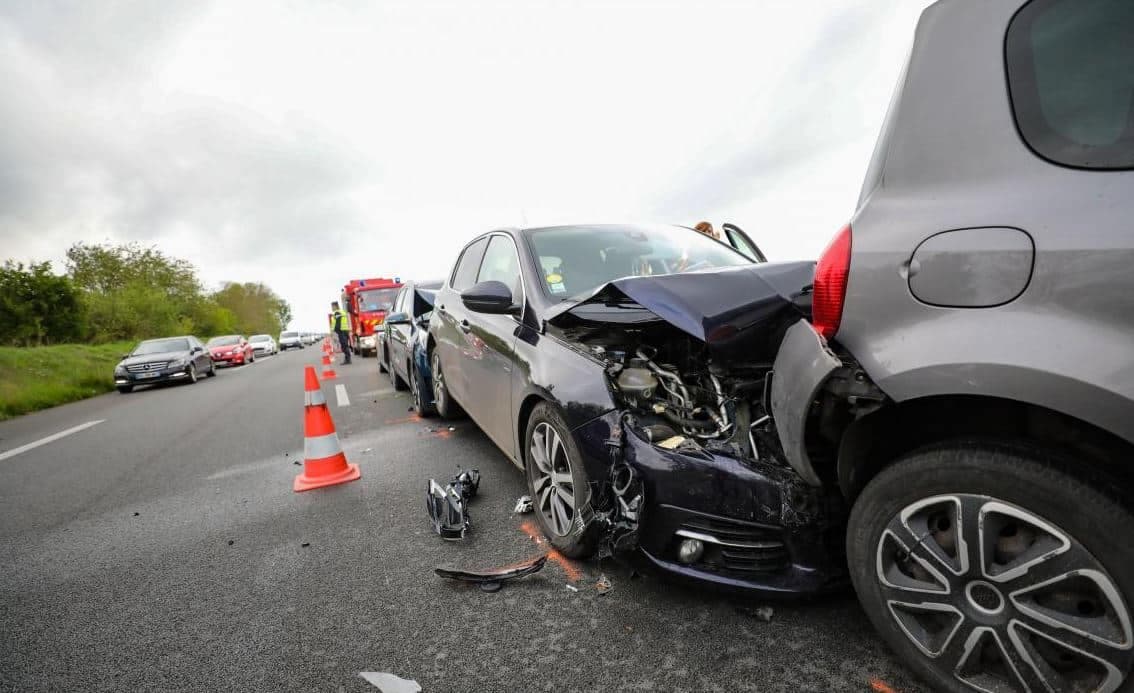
[575,412,847,596]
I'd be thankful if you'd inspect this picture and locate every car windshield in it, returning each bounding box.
[249,335,270,342]
[133,338,189,355]
[357,288,399,312]
[206,335,241,347]
[526,224,753,300]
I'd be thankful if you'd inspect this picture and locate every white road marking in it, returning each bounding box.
[0,420,105,462]
[335,384,350,407]
[357,388,394,398]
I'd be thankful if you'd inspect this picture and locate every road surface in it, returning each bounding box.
[0,348,926,692]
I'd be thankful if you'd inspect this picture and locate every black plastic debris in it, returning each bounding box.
[227,539,234,546]
[426,468,480,540]
[435,554,548,593]
[132,512,139,517]
[301,542,310,548]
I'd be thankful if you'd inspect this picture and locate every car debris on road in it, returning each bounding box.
[359,671,422,693]
[434,554,548,593]
[425,468,480,540]
[512,495,533,514]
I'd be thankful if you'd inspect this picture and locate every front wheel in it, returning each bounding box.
[206,362,217,377]
[524,402,598,559]
[117,386,133,394]
[429,349,463,419]
[409,360,432,417]
[847,442,1134,693]
[187,363,198,384]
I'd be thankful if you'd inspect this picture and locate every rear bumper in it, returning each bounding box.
[770,320,842,487]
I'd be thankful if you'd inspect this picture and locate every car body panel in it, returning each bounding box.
[830,0,1134,448]
[383,280,443,410]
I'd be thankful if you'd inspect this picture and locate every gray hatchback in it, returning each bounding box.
[771,0,1134,691]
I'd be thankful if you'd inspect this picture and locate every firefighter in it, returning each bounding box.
[331,301,352,365]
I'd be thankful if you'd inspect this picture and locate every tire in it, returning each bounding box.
[207,362,217,377]
[249,352,255,363]
[390,354,408,391]
[378,346,388,374]
[430,349,464,419]
[187,363,198,384]
[847,441,1134,693]
[524,402,599,559]
[409,361,433,417]
[117,386,133,394]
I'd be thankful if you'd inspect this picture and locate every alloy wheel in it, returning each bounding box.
[409,364,422,411]
[431,352,446,409]
[876,494,1132,692]
[528,422,576,537]
[188,363,197,383]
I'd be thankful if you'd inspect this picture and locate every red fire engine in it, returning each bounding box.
[340,277,402,356]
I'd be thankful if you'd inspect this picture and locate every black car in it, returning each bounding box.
[379,279,443,415]
[113,336,216,393]
[427,224,843,595]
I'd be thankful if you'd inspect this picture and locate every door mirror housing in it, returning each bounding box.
[385,311,411,326]
[461,281,518,315]
[191,346,203,354]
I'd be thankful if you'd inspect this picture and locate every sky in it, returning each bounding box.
[0,0,932,331]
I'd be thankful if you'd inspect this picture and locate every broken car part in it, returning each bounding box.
[425,468,480,540]
[434,554,548,591]
[513,495,533,514]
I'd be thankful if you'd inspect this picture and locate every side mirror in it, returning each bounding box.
[461,281,517,315]
[385,311,411,326]
[192,346,203,353]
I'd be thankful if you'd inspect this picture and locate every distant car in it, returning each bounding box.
[380,279,443,415]
[113,336,216,393]
[278,331,304,350]
[248,334,276,356]
[205,334,254,367]
[301,332,315,345]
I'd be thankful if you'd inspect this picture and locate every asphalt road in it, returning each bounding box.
[0,348,927,692]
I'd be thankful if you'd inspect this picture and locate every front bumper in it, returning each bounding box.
[115,365,193,385]
[211,353,245,366]
[573,412,847,596]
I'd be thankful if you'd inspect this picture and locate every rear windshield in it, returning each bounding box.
[206,335,241,347]
[134,338,189,355]
[1006,0,1134,169]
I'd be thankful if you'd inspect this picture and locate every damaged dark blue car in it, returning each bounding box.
[428,224,845,595]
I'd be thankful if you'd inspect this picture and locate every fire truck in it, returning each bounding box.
[339,277,402,356]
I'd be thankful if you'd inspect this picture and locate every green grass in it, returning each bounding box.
[0,342,135,420]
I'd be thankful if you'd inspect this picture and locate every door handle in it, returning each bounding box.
[460,319,471,333]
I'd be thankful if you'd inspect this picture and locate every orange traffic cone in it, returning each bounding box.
[294,366,360,492]
[321,353,337,380]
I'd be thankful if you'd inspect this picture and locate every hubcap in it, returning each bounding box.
[529,422,576,537]
[876,494,1133,692]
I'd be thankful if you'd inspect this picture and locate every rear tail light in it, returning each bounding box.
[812,224,852,341]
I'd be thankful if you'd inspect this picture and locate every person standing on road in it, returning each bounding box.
[331,301,352,365]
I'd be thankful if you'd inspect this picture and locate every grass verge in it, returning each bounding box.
[0,342,134,420]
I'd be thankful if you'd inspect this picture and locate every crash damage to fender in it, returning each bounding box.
[545,262,848,594]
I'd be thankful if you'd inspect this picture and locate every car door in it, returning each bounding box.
[190,337,208,371]
[722,223,767,263]
[460,234,524,451]
[434,237,489,407]
[389,286,412,380]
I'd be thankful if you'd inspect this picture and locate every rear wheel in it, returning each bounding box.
[378,346,388,374]
[847,442,1134,693]
[524,402,598,559]
[430,349,463,419]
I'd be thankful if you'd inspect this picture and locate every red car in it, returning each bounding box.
[205,335,255,367]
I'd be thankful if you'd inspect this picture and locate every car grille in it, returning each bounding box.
[126,362,167,373]
[677,515,789,575]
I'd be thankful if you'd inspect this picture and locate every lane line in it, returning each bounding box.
[0,420,105,462]
[335,384,350,407]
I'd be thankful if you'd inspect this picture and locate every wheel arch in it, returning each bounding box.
[837,394,1134,504]
[515,391,553,467]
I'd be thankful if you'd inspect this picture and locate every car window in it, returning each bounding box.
[450,238,489,292]
[476,235,523,304]
[1006,0,1134,169]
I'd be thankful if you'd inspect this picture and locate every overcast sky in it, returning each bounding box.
[0,0,931,331]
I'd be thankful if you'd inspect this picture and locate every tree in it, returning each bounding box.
[213,282,291,336]
[0,261,86,346]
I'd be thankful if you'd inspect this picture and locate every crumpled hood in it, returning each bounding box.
[545,262,815,359]
[119,350,192,368]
